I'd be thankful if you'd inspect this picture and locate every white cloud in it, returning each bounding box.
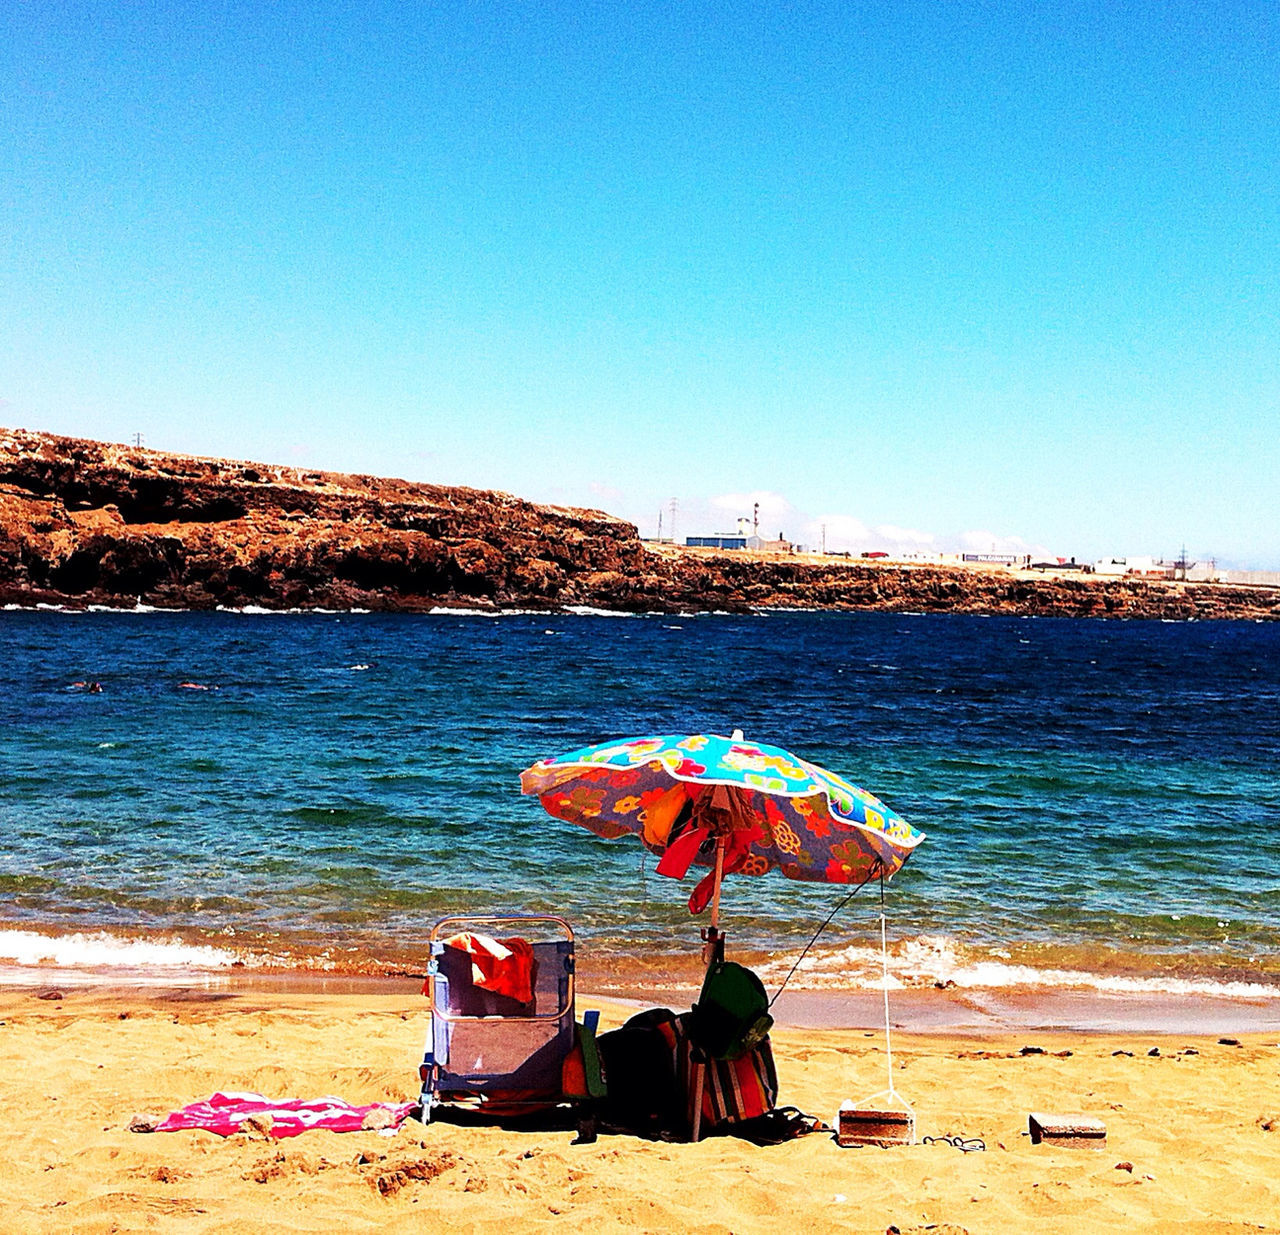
[801,516,937,553]
[872,523,936,548]
[955,529,1054,559]
[802,514,870,551]
[709,490,794,521]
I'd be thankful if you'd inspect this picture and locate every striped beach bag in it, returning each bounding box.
[596,1003,779,1139]
[680,960,779,1132]
[687,1030,779,1129]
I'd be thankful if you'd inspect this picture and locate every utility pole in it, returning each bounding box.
[821,523,827,554]
[668,498,679,545]
[132,432,145,448]
[657,508,663,542]
[753,501,759,537]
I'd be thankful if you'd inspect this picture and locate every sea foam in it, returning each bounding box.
[0,929,242,974]
[755,935,1280,1001]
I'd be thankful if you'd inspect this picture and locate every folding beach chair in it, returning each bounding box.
[416,914,601,1135]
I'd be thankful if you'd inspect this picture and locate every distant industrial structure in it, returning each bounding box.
[673,505,1279,586]
[686,534,748,550]
[685,501,795,553]
[686,532,793,553]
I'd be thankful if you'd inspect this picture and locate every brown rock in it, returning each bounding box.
[241,1115,275,1140]
[3,429,1278,619]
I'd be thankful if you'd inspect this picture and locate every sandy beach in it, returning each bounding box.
[3,982,1277,1234]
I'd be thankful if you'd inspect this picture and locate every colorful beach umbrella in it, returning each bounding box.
[519,730,924,924]
[522,730,925,1144]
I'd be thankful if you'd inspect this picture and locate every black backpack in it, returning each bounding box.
[595,1008,686,1139]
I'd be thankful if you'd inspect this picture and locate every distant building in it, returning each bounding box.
[686,535,747,550]
[1220,569,1280,586]
[962,553,1028,567]
[1182,562,1216,582]
[1093,556,1173,578]
[748,536,792,553]
[1030,558,1089,572]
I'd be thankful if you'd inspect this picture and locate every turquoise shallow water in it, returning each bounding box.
[1,610,1277,994]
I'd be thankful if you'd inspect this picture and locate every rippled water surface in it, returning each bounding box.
[2,610,1277,992]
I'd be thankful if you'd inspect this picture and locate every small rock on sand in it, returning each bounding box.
[128,1114,158,1133]
[241,1115,275,1140]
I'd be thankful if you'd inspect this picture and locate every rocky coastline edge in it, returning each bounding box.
[2,427,1276,620]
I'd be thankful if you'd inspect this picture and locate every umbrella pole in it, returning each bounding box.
[710,836,725,930]
[692,835,727,1144]
[701,836,727,971]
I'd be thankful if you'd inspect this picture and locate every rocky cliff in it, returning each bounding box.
[2,427,1277,620]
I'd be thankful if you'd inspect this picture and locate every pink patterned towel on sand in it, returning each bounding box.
[154,1091,416,1138]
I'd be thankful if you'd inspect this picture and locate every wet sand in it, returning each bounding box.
[2,982,1278,1233]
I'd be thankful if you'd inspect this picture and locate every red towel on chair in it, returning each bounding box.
[444,932,535,1003]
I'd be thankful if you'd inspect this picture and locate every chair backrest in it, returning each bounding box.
[426,916,575,1092]
[436,942,536,1017]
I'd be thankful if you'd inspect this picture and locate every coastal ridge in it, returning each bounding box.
[2,427,1277,620]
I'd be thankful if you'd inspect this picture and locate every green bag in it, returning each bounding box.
[689,961,774,1060]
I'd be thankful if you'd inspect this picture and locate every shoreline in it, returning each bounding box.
[7,967,1280,1035]
[5,926,1280,1039]
[3,596,1279,623]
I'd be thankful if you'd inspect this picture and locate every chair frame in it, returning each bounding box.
[417,913,581,1124]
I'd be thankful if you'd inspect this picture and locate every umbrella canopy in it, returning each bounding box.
[520,731,923,915]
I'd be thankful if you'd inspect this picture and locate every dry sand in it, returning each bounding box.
[2,984,1278,1234]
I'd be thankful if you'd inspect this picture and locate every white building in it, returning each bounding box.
[1093,556,1172,578]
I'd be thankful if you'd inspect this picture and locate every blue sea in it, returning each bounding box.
[2,609,1278,999]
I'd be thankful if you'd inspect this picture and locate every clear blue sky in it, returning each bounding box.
[3,1,1277,566]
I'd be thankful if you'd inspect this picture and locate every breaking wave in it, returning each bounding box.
[0,930,244,975]
[754,935,1280,1001]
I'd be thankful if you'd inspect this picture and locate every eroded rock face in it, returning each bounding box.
[0,428,652,611]
[1,427,1277,620]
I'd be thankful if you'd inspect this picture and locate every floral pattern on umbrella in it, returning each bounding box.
[520,733,923,895]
